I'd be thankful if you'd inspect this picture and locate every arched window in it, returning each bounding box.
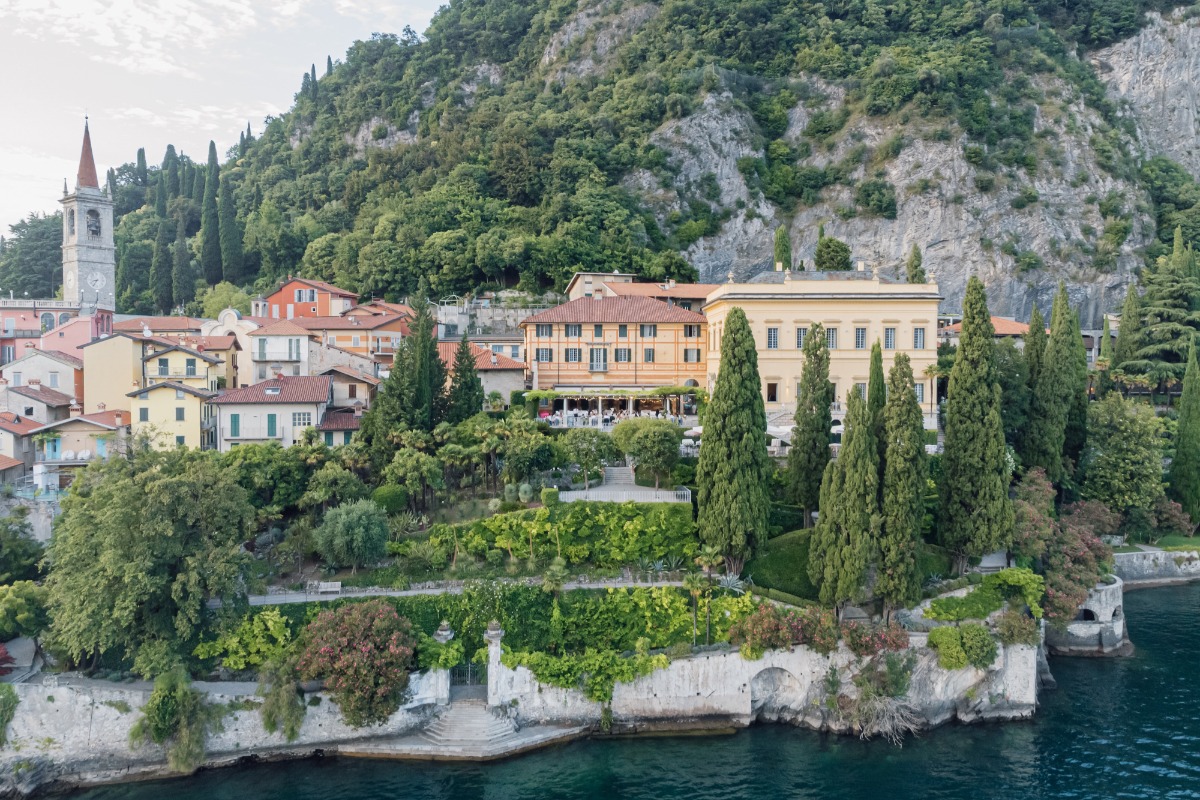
[86,209,101,238]
[59,313,71,327]
[40,312,55,332]
[67,210,75,237]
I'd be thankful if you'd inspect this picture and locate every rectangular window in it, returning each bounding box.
[618,324,628,339]
[176,435,186,446]
[257,339,266,359]
[796,327,807,349]
[266,414,278,437]
[185,358,196,377]
[589,349,608,371]
[324,432,333,446]
[766,382,778,403]
[292,412,312,427]
[175,389,185,399]
[294,289,303,302]
[230,413,240,438]
[640,324,657,338]
[308,289,317,302]
[138,407,149,422]
[535,348,553,363]
[10,373,19,387]
[915,383,925,403]
[679,301,693,311]
[684,324,701,338]
[643,348,655,363]
[565,324,582,338]
[511,346,519,359]
[351,335,361,348]
[855,327,867,350]
[48,372,59,388]
[175,407,185,421]
[683,348,702,363]
[158,358,169,376]
[615,348,631,363]
[348,384,357,399]
[536,324,552,338]
[826,328,838,350]
[914,327,926,350]
[594,324,603,338]
[767,327,779,349]
[257,366,266,380]
[855,382,867,399]
[565,348,581,363]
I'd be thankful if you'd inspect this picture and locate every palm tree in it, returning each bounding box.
[542,556,569,596]
[694,545,724,578]
[683,572,707,646]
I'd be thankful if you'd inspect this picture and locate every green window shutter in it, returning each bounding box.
[267,414,277,437]
[324,432,333,446]
[230,413,239,438]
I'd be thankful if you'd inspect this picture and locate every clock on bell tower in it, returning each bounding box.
[60,119,115,312]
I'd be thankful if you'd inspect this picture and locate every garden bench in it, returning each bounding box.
[307,581,342,595]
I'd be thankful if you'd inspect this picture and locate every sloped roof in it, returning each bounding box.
[249,319,311,337]
[141,343,223,364]
[0,455,24,472]
[77,120,99,189]
[127,381,217,400]
[114,316,207,333]
[941,316,1033,337]
[437,342,524,371]
[319,365,381,385]
[316,411,362,431]
[31,410,128,434]
[0,412,42,436]
[42,350,84,368]
[175,334,239,351]
[350,300,415,318]
[293,314,409,333]
[603,282,719,300]
[8,384,74,407]
[208,375,332,405]
[273,278,358,298]
[522,296,706,325]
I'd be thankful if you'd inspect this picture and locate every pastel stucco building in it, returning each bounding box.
[207,375,333,451]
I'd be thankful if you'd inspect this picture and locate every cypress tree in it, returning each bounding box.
[171,216,192,307]
[868,339,887,485]
[1112,283,1143,384]
[1025,284,1074,482]
[939,276,1013,570]
[696,307,771,564]
[106,168,117,200]
[326,55,334,77]
[408,303,447,432]
[1169,340,1200,521]
[1025,304,1046,390]
[200,141,222,285]
[154,171,167,218]
[808,392,878,608]
[906,244,925,283]
[162,145,180,197]
[787,323,832,521]
[150,219,173,313]
[135,148,148,186]
[1064,309,1090,468]
[446,336,485,424]
[311,64,318,100]
[773,226,792,270]
[1097,316,1114,398]
[359,341,415,474]
[878,354,926,617]
[218,172,244,284]
[191,163,205,206]
[1129,228,1200,394]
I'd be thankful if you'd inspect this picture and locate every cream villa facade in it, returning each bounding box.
[703,270,941,426]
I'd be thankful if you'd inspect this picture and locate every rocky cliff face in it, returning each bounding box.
[1094,10,1200,180]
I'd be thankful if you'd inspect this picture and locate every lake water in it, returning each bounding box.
[70,582,1200,800]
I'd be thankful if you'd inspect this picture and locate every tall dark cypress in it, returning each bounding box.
[1025,304,1046,390]
[787,323,832,521]
[326,55,334,77]
[878,353,926,617]
[162,145,180,197]
[200,141,222,285]
[135,148,148,186]
[171,216,192,307]
[154,171,167,218]
[446,336,485,424]
[867,339,886,488]
[310,64,318,100]
[218,171,244,284]
[939,277,1013,570]
[408,303,447,432]
[1063,309,1090,469]
[1112,283,1143,382]
[1025,284,1074,482]
[150,219,173,313]
[1170,341,1200,521]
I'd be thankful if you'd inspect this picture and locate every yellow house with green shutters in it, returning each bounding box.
[126,382,217,449]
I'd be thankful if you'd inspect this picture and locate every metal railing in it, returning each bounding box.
[559,486,691,503]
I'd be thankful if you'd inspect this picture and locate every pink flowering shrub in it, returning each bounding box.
[840,621,910,657]
[297,600,417,727]
[728,605,842,658]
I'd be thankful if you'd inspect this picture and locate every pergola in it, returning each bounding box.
[524,384,706,417]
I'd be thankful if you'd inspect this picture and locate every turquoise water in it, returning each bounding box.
[71,583,1200,800]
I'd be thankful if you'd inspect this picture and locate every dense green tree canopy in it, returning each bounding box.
[787,323,832,517]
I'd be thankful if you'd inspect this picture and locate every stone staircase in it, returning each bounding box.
[603,466,636,486]
[417,698,518,748]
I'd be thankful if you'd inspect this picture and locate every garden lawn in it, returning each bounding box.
[744,530,817,601]
[1155,535,1200,551]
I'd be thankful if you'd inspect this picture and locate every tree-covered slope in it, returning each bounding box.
[7,0,1200,321]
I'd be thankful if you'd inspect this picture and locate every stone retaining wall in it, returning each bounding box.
[1113,550,1200,586]
[1044,577,1131,656]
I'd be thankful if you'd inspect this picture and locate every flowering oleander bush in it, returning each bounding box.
[840,621,910,657]
[996,609,1039,647]
[727,605,844,659]
[297,599,417,727]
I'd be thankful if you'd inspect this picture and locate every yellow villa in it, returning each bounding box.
[704,269,941,427]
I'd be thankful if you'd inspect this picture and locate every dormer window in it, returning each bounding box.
[265,387,281,395]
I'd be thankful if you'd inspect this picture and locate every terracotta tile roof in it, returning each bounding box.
[175,335,239,351]
[350,300,415,318]
[143,342,223,364]
[127,381,216,400]
[249,320,312,337]
[77,120,99,189]
[43,350,84,368]
[114,316,206,333]
[293,314,410,333]
[319,365,381,385]
[317,411,362,431]
[8,384,74,407]
[437,342,525,371]
[942,316,1034,336]
[0,412,42,435]
[522,297,707,326]
[0,454,24,472]
[274,278,359,298]
[31,410,129,433]
[602,282,719,300]
[208,375,332,405]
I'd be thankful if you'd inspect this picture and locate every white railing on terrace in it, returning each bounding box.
[559,487,691,504]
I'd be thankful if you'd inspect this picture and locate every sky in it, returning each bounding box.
[0,0,444,237]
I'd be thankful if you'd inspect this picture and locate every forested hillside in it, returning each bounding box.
[5,0,1200,320]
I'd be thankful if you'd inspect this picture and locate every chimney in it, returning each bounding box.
[491,353,497,366]
[354,405,364,418]
[97,402,106,412]
[115,411,123,428]
[668,279,676,289]
[69,402,81,418]
[28,379,40,387]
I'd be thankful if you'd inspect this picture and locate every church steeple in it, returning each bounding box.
[76,118,99,190]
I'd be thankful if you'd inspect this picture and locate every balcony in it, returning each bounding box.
[36,449,103,466]
[588,362,609,373]
[253,352,301,362]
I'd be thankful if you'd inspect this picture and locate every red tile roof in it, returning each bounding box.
[603,282,718,300]
[942,316,1035,337]
[43,350,84,368]
[317,411,362,431]
[208,375,332,405]
[114,316,206,333]
[142,343,223,364]
[31,410,129,433]
[437,342,525,371]
[175,335,239,351]
[8,384,74,407]
[522,297,707,325]
[349,300,415,318]
[249,320,311,337]
[274,278,359,298]
[0,412,42,436]
[0,455,23,472]
[293,314,410,333]
[319,365,381,385]
[127,381,216,400]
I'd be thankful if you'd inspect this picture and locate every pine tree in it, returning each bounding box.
[218,172,244,284]
[1024,284,1074,482]
[1112,283,1143,383]
[696,307,771,564]
[446,336,485,424]
[939,276,1013,569]
[150,219,173,313]
[154,171,168,218]
[773,226,792,270]
[906,244,925,283]
[878,353,926,617]
[1129,229,1200,394]
[1169,340,1200,521]
[808,392,878,608]
[787,323,832,520]
[1096,316,1114,398]
[1064,308,1090,469]
[135,148,148,186]
[200,141,222,285]
[171,216,192,307]
[868,339,887,486]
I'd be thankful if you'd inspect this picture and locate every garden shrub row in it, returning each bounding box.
[926,568,1044,621]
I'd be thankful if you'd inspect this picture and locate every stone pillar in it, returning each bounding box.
[431,620,455,705]
[485,620,504,709]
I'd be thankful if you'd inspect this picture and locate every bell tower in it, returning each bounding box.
[60,119,115,312]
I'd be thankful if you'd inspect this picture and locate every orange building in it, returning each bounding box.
[258,278,359,320]
[294,315,410,364]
